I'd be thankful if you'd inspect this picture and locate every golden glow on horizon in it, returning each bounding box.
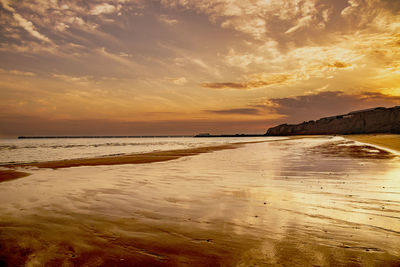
[0,0,399,135]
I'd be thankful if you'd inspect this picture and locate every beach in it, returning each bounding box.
[343,134,400,153]
[0,135,400,266]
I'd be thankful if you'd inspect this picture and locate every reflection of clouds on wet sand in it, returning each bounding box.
[0,136,399,265]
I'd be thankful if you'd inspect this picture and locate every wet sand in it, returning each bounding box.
[1,136,400,266]
[344,134,400,153]
[0,169,30,183]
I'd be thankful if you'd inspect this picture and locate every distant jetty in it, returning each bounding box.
[18,134,264,139]
[194,133,264,138]
[18,135,192,139]
[266,106,400,136]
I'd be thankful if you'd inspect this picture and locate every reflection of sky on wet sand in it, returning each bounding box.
[0,136,400,265]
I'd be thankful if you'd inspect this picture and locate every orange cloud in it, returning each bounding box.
[328,61,351,68]
[0,68,36,76]
[204,108,260,115]
[201,74,290,90]
[166,77,187,85]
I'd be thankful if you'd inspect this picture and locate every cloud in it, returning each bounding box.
[341,0,360,16]
[55,22,69,32]
[381,0,400,13]
[51,73,92,84]
[224,48,264,68]
[285,15,313,34]
[159,14,178,25]
[0,1,52,43]
[13,13,51,43]
[0,40,57,53]
[265,91,400,124]
[201,82,248,89]
[90,3,117,15]
[361,91,400,101]
[219,36,368,86]
[201,74,290,89]
[166,77,187,85]
[0,68,36,76]
[66,16,85,26]
[97,47,135,66]
[160,0,323,39]
[204,108,260,115]
[327,61,351,69]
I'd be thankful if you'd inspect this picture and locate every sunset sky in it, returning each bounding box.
[1,0,399,136]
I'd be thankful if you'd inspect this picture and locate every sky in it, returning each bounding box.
[0,0,399,136]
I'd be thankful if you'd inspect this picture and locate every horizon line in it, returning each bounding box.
[17,134,267,139]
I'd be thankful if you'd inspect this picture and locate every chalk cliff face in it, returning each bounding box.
[266,106,400,136]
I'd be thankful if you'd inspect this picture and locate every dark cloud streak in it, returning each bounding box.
[201,75,290,90]
[204,108,260,115]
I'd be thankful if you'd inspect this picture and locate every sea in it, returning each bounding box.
[0,136,277,165]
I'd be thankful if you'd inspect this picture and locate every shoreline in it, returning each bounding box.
[342,134,400,153]
[6,141,271,169]
[2,134,398,183]
[0,140,272,182]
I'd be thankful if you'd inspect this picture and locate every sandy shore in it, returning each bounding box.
[1,135,398,184]
[343,134,400,153]
[0,135,397,184]
[0,136,400,266]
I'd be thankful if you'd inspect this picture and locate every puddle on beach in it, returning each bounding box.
[0,136,400,266]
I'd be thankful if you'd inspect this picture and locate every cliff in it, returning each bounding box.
[266,106,400,136]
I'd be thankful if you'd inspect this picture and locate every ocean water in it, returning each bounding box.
[0,136,281,165]
[0,136,400,265]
